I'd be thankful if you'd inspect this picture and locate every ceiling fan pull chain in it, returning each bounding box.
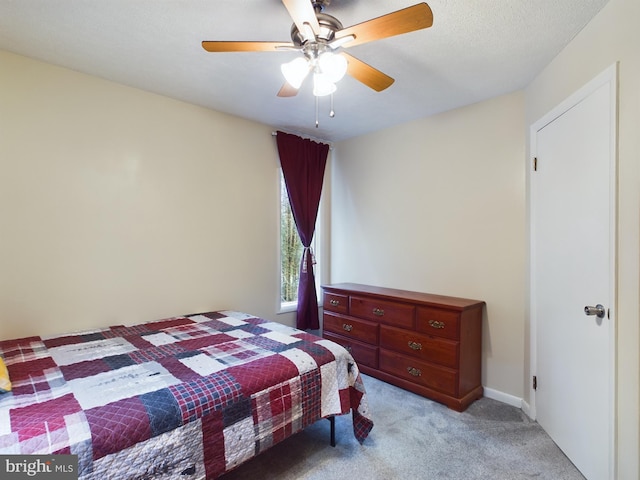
[329,93,335,118]
[315,96,319,128]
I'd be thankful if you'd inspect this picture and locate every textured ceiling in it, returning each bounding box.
[0,0,609,141]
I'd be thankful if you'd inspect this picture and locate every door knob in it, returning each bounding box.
[584,304,605,318]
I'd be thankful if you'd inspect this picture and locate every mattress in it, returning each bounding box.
[0,310,373,478]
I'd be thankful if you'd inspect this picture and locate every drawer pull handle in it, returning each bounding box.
[330,299,340,306]
[373,308,385,317]
[408,341,422,351]
[345,345,353,354]
[428,319,445,329]
[342,323,353,332]
[407,367,422,377]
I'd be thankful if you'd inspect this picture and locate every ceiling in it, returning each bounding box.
[0,0,609,142]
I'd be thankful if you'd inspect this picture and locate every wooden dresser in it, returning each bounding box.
[322,283,485,411]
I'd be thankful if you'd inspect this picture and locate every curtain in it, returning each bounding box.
[276,131,329,330]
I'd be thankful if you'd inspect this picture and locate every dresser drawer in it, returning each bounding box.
[350,296,415,329]
[379,348,458,396]
[323,332,379,369]
[323,292,349,314]
[323,311,379,345]
[416,306,460,340]
[379,325,459,368]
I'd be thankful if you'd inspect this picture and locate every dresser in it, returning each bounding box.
[322,283,485,411]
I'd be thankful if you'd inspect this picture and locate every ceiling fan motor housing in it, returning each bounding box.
[290,12,343,46]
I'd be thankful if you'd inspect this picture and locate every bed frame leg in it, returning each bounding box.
[328,416,336,447]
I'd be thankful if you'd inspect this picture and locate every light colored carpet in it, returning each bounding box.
[220,374,585,479]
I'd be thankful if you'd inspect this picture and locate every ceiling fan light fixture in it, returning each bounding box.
[281,57,311,88]
[313,72,336,96]
[318,52,348,83]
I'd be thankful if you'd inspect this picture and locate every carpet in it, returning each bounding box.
[220,374,585,479]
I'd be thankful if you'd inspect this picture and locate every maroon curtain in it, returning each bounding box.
[276,131,329,330]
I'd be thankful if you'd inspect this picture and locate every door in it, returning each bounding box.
[531,66,616,480]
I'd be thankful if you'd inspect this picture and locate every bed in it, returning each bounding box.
[0,310,373,479]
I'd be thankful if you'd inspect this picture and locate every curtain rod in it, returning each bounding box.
[271,130,333,150]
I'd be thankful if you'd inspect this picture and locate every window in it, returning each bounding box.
[279,170,321,312]
[280,171,303,309]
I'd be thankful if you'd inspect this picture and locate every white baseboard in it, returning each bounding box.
[483,386,523,409]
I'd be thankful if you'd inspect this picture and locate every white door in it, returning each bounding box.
[531,66,616,480]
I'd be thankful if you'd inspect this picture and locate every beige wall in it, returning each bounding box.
[525,0,639,477]
[331,91,526,398]
[0,50,296,339]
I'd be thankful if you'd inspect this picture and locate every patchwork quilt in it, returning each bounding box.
[0,311,373,479]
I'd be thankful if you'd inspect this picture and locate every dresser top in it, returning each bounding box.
[322,283,485,311]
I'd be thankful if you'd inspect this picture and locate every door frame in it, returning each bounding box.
[528,63,618,478]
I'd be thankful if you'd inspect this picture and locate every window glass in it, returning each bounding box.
[280,172,303,307]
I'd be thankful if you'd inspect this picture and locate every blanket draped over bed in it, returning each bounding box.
[0,311,373,479]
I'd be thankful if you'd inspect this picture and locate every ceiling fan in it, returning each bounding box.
[202,1,433,98]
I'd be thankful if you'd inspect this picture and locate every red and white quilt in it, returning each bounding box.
[0,311,373,479]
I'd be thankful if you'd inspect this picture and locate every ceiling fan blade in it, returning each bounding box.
[202,41,294,52]
[277,82,300,97]
[335,2,433,48]
[341,52,394,92]
[281,0,321,41]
